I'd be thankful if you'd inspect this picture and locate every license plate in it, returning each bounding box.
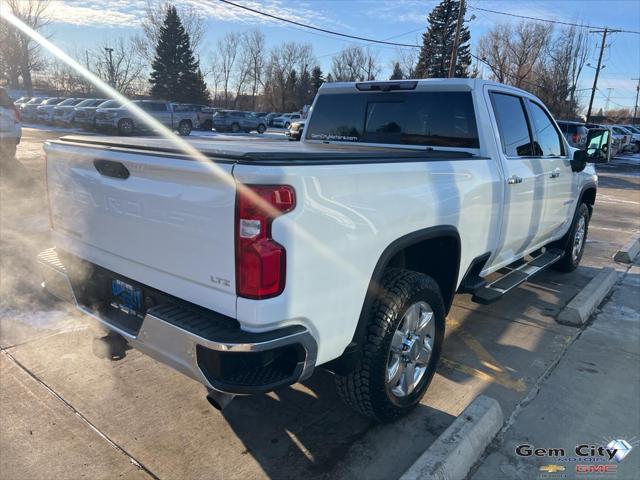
[111,279,143,314]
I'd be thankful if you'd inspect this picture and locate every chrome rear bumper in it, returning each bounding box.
[38,248,317,395]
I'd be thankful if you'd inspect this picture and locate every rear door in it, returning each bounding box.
[486,89,552,266]
[525,99,575,237]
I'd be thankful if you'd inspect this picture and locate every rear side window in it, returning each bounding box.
[306,91,479,148]
[490,92,534,157]
[528,102,564,156]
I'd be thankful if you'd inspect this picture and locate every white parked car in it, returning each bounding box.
[0,87,22,157]
[36,97,65,123]
[272,112,302,128]
[39,79,610,421]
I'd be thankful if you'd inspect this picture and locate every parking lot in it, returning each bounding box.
[1,126,639,479]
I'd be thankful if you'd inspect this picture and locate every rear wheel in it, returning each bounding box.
[335,268,445,422]
[118,118,134,136]
[257,123,266,134]
[178,120,192,136]
[552,203,590,272]
[231,123,240,133]
[202,119,212,131]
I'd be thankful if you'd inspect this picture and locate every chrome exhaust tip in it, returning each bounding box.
[206,389,235,411]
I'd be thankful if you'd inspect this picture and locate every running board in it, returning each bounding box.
[472,249,563,304]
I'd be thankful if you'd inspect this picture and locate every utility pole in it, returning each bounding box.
[448,0,466,78]
[633,77,640,125]
[604,87,613,113]
[104,47,115,88]
[586,28,620,123]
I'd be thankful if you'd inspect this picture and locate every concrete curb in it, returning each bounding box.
[614,236,640,264]
[557,267,618,326]
[399,395,503,480]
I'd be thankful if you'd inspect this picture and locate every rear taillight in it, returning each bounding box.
[12,105,20,122]
[236,184,295,299]
[571,133,580,144]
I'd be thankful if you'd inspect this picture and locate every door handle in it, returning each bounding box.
[507,175,523,185]
[550,169,561,178]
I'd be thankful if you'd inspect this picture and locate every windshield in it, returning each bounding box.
[26,98,44,104]
[306,91,480,148]
[43,98,64,105]
[74,99,96,107]
[97,100,121,108]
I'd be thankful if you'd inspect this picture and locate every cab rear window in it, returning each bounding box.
[306,91,479,148]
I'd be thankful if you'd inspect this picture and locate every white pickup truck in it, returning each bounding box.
[39,79,610,422]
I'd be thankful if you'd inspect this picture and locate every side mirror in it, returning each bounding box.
[572,128,611,171]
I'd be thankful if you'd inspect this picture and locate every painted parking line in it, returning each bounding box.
[443,317,527,393]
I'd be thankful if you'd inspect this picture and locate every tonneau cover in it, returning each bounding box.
[55,134,475,163]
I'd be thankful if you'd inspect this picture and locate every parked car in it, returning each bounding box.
[13,96,31,106]
[95,100,197,136]
[586,124,622,157]
[286,120,305,141]
[609,126,632,153]
[73,99,117,130]
[52,98,90,126]
[272,112,302,128]
[36,97,66,123]
[0,87,21,157]
[212,110,267,133]
[173,103,213,130]
[40,79,610,422]
[556,120,588,149]
[19,97,47,122]
[615,125,640,153]
[264,112,280,126]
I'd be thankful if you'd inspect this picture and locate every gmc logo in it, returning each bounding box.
[576,465,617,473]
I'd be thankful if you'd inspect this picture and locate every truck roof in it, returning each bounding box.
[319,78,532,97]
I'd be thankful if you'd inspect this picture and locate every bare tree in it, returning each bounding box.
[92,38,146,96]
[331,46,380,82]
[0,0,51,94]
[243,29,266,110]
[215,32,242,108]
[263,42,314,111]
[394,47,419,79]
[135,0,204,62]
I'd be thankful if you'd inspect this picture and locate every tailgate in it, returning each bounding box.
[45,140,238,317]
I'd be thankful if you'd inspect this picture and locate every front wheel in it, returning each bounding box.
[230,123,240,133]
[552,203,590,272]
[335,268,445,422]
[256,123,266,134]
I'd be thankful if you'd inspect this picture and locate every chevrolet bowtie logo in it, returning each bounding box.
[539,465,566,473]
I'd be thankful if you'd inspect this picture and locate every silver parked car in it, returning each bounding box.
[52,98,90,126]
[211,110,267,133]
[95,100,197,136]
[74,99,117,129]
[272,112,302,129]
[36,97,66,123]
[20,97,47,122]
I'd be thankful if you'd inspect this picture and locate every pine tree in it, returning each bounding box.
[297,67,312,107]
[415,0,471,78]
[310,66,324,97]
[149,6,209,103]
[390,62,404,80]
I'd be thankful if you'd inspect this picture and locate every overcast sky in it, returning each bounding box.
[27,0,640,110]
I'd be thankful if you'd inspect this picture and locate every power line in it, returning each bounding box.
[216,0,420,47]
[467,5,640,35]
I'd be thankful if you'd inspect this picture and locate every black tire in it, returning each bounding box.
[178,120,192,136]
[552,203,590,272]
[202,119,213,131]
[231,123,240,133]
[118,118,134,136]
[335,268,445,422]
[257,123,266,134]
